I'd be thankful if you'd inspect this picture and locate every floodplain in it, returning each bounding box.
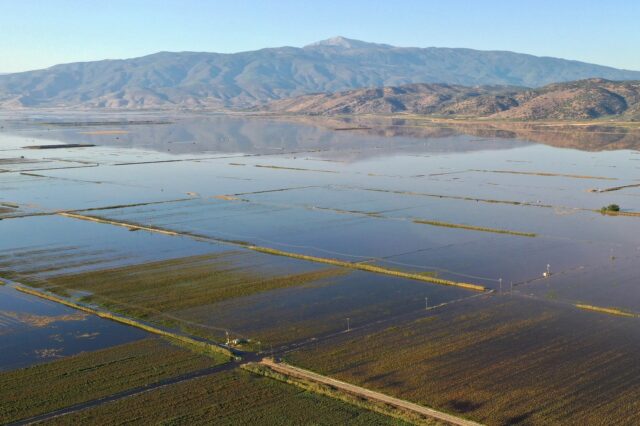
[1,114,640,424]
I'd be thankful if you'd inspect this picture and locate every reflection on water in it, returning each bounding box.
[2,113,639,158]
[0,285,146,371]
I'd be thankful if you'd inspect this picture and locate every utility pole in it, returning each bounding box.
[499,278,502,295]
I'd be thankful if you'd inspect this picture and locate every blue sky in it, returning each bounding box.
[1,0,638,73]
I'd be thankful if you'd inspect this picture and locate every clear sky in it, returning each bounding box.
[1,0,638,73]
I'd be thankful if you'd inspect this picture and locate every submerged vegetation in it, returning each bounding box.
[36,252,346,314]
[287,297,640,425]
[13,252,351,344]
[249,245,487,291]
[15,285,234,358]
[52,212,486,291]
[3,115,640,424]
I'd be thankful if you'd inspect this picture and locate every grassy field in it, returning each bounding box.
[0,338,226,424]
[43,370,411,425]
[286,297,640,425]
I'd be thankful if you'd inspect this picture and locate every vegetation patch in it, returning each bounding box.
[287,297,640,425]
[592,183,640,193]
[0,310,87,327]
[413,219,537,237]
[37,252,347,316]
[0,338,224,424]
[600,204,621,213]
[575,303,637,318]
[471,169,617,180]
[41,370,408,425]
[243,362,444,425]
[253,164,338,173]
[78,130,130,135]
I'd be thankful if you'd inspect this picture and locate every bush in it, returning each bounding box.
[601,204,621,213]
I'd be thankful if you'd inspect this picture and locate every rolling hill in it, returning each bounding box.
[1,37,640,110]
[263,79,640,120]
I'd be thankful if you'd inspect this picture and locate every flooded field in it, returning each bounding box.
[1,113,640,424]
[0,284,146,371]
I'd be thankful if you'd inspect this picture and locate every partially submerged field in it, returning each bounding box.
[19,251,471,347]
[2,115,640,424]
[0,338,228,424]
[286,296,640,425]
[0,284,148,371]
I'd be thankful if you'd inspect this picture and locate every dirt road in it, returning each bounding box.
[260,359,484,426]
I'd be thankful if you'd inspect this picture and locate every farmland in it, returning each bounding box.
[41,370,412,425]
[16,249,472,347]
[2,114,640,424]
[286,296,640,425]
[0,338,227,424]
[35,252,346,315]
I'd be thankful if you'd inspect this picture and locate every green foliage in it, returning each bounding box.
[0,338,222,424]
[42,370,408,425]
[601,204,621,213]
[242,363,443,425]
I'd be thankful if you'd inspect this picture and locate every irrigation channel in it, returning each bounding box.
[3,278,486,426]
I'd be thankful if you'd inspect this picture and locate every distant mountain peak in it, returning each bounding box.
[305,36,390,49]
[2,39,640,110]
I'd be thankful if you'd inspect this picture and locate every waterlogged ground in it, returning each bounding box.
[1,114,640,424]
[0,285,146,371]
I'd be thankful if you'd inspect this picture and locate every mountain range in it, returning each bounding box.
[1,37,640,110]
[263,79,640,120]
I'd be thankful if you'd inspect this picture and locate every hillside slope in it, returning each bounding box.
[1,37,640,109]
[263,79,640,120]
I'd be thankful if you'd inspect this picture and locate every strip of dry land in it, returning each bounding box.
[250,359,483,426]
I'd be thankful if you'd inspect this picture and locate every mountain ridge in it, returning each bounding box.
[262,78,640,120]
[1,37,640,110]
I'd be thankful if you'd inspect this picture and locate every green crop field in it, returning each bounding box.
[287,297,640,425]
[0,338,227,424]
[43,370,411,425]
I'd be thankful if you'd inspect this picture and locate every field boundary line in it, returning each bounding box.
[250,359,484,426]
[57,212,487,292]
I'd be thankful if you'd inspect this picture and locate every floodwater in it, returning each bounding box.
[0,284,147,371]
[1,113,640,370]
